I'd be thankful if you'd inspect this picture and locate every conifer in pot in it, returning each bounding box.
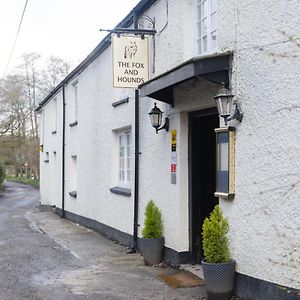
[202,205,236,300]
[140,200,164,265]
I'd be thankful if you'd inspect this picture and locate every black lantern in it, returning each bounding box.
[148,103,169,134]
[214,86,243,125]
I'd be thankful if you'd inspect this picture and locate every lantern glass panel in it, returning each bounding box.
[150,113,162,128]
[216,96,232,118]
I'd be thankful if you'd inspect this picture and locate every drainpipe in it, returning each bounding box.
[61,83,66,218]
[133,14,140,251]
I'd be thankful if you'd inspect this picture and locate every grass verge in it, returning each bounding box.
[6,176,40,188]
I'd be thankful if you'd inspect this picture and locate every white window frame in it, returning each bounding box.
[72,80,78,122]
[118,131,131,188]
[195,0,217,55]
[53,98,57,132]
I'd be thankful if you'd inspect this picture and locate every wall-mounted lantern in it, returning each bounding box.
[148,103,169,134]
[214,127,236,200]
[214,86,243,125]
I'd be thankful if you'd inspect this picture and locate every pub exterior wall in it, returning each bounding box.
[39,0,300,291]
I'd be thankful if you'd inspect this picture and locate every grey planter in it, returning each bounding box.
[140,237,164,266]
[202,260,236,300]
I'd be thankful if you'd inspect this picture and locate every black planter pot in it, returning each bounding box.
[202,260,236,300]
[140,237,164,266]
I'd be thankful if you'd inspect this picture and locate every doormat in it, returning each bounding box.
[159,271,205,288]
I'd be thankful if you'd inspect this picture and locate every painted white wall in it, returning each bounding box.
[40,91,63,208]
[39,0,300,290]
[217,0,300,289]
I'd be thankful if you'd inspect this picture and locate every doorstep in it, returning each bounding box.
[179,264,204,279]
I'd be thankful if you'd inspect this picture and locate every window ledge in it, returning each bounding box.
[69,191,77,198]
[110,186,131,197]
[51,130,57,134]
[69,121,78,127]
[112,97,129,107]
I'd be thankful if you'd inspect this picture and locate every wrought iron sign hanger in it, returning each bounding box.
[99,28,156,39]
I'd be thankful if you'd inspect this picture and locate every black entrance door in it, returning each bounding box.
[189,108,219,264]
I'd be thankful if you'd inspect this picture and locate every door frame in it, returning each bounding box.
[188,107,218,256]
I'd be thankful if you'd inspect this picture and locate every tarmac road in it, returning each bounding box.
[0,181,207,300]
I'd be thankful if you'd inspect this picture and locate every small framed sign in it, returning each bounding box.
[214,127,236,200]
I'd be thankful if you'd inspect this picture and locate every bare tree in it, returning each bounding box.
[40,55,71,98]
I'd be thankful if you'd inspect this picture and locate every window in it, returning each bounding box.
[70,80,78,126]
[118,131,131,187]
[52,98,57,134]
[74,82,78,121]
[196,0,217,55]
[44,152,49,163]
[69,155,77,198]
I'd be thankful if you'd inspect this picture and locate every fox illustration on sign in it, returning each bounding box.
[124,41,137,59]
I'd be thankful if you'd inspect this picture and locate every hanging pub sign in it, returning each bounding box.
[112,34,149,89]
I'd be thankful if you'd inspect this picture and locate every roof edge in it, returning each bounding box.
[36,0,157,111]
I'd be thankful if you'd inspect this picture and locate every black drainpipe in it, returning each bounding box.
[61,83,66,218]
[133,14,140,251]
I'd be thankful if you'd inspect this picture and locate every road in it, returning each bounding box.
[0,181,207,300]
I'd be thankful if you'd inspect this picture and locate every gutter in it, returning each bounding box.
[61,83,66,218]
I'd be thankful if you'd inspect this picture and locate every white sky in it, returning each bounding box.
[0,0,140,77]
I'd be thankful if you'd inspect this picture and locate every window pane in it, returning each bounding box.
[202,18,207,35]
[197,39,202,53]
[119,146,124,157]
[197,4,201,21]
[127,158,130,169]
[203,36,207,52]
[211,31,217,49]
[211,0,217,12]
[211,12,217,31]
[202,0,208,18]
[127,170,131,181]
[126,133,130,145]
[197,21,201,39]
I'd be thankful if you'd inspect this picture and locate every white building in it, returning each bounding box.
[37,0,300,299]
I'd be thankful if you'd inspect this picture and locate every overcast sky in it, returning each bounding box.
[0,0,140,77]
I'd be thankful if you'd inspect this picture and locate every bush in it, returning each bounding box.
[0,162,5,185]
[202,204,231,263]
[142,200,163,238]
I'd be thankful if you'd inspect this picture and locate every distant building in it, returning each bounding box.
[36,0,300,299]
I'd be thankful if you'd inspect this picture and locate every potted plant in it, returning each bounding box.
[202,205,236,300]
[140,200,164,266]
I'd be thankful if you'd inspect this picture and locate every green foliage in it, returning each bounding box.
[0,162,5,185]
[6,176,39,187]
[142,200,163,238]
[202,205,231,263]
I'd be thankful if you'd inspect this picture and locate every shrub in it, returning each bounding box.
[202,204,231,263]
[0,162,5,185]
[142,200,163,238]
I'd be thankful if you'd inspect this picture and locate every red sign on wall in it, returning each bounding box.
[171,164,176,173]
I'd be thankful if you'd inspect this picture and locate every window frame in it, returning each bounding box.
[70,79,78,125]
[118,131,131,188]
[195,0,218,55]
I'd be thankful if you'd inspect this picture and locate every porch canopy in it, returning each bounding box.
[139,53,231,105]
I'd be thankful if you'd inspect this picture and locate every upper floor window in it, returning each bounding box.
[119,131,131,187]
[71,80,78,123]
[52,98,57,133]
[196,0,217,55]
